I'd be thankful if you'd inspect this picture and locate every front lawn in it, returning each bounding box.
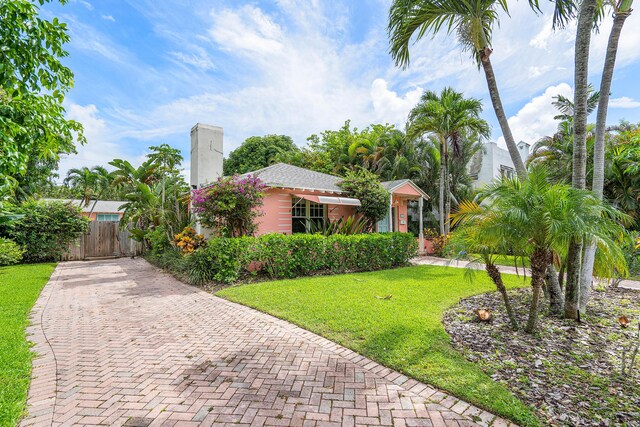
[0,263,55,427]
[218,265,538,426]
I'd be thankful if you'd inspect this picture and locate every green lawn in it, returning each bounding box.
[218,265,538,426]
[0,263,55,427]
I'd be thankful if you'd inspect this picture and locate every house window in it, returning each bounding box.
[499,165,515,179]
[292,197,326,233]
[96,214,120,222]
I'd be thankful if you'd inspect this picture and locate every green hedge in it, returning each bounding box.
[180,232,417,285]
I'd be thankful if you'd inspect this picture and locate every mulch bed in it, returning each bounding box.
[443,286,640,426]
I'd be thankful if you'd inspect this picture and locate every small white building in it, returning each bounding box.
[469,141,530,187]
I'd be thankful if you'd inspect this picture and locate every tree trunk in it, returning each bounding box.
[546,263,564,315]
[572,0,597,190]
[565,0,597,318]
[485,262,519,331]
[439,141,445,235]
[526,249,549,333]
[579,9,631,314]
[444,147,451,235]
[564,239,583,319]
[480,52,526,180]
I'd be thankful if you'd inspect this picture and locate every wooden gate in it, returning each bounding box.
[63,221,143,261]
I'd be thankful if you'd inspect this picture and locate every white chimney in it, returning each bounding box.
[517,140,531,161]
[190,123,223,189]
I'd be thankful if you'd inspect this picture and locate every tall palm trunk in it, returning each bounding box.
[439,140,445,235]
[579,6,632,314]
[565,0,598,320]
[526,248,550,333]
[480,49,526,179]
[443,141,451,235]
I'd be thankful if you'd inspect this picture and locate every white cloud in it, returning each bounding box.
[106,2,423,155]
[609,96,640,109]
[56,104,129,181]
[496,83,573,147]
[71,0,94,11]
[371,78,422,125]
[169,48,215,70]
[209,6,284,56]
[101,15,115,22]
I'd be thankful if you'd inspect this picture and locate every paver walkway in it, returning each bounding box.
[22,258,513,427]
[413,256,640,291]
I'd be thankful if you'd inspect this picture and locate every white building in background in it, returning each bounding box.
[469,140,531,187]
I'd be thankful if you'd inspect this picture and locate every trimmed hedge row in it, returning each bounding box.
[164,232,417,285]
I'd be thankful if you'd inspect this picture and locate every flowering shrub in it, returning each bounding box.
[174,226,206,254]
[191,175,266,237]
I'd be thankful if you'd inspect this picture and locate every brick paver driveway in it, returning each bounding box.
[22,258,513,427]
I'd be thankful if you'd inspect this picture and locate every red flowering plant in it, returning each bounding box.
[191,175,266,237]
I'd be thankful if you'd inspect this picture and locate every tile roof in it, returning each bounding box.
[239,163,345,193]
[236,163,429,199]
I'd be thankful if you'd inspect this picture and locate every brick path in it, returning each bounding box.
[412,255,640,290]
[22,258,514,427]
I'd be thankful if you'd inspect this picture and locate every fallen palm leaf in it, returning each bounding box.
[375,294,392,300]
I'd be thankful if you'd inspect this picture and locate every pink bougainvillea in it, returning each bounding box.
[191,175,266,237]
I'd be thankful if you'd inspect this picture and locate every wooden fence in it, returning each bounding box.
[63,221,143,261]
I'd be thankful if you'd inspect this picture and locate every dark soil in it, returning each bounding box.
[444,286,640,426]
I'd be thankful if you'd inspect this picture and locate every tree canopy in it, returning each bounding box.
[0,0,84,203]
[223,135,297,175]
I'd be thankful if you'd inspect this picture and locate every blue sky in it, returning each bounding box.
[44,0,640,178]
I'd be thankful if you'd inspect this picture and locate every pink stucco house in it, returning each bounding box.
[237,163,428,250]
[189,123,428,252]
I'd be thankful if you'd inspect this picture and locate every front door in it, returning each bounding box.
[377,207,397,232]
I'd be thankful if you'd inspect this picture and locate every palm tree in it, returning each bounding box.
[388,0,531,179]
[407,87,489,234]
[64,166,110,206]
[580,0,633,313]
[563,0,599,320]
[451,167,629,333]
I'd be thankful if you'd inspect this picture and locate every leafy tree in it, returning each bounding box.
[0,0,84,203]
[1,200,88,262]
[224,135,298,175]
[387,0,526,178]
[452,167,629,333]
[338,169,390,231]
[407,87,489,235]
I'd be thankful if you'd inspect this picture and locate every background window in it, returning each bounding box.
[96,214,120,221]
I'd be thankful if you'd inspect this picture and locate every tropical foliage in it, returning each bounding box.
[0,0,84,205]
[451,167,630,333]
[408,87,489,234]
[191,175,266,237]
[337,169,390,231]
